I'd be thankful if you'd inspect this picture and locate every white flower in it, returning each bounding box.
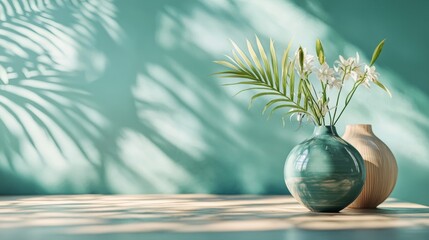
[317,62,342,89]
[361,65,380,87]
[336,55,353,72]
[335,52,362,81]
[327,79,342,89]
[350,52,363,81]
[317,62,335,84]
[295,48,315,76]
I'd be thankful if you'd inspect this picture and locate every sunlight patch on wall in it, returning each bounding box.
[134,70,208,160]
[156,6,243,56]
[112,129,202,193]
[156,0,329,59]
[236,0,328,46]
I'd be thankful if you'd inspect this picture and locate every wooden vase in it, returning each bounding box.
[342,124,398,209]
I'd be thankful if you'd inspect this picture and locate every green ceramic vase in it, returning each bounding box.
[284,126,365,212]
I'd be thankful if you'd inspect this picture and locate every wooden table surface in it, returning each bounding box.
[0,195,428,240]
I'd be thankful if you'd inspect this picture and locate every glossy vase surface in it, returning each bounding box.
[343,124,398,209]
[284,126,365,212]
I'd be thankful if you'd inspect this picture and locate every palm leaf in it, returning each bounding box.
[297,80,303,105]
[262,98,292,114]
[289,61,295,101]
[287,108,313,123]
[230,40,253,67]
[269,39,279,90]
[281,41,293,94]
[213,61,239,70]
[288,108,309,115]
[232,51,258,79]
[246,40,267,84]
[225,55,248,72]
[234,87,271,96]
[269,104,303,118]
[249,92,283,109]
[222,81,263,86]
[212,70,246,75]
[231,40,261,80]
[255,36,273,87]
[218,75,257,80]
[215,70,258,80]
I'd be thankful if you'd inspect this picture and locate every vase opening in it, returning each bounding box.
[313,125,338,136]
[345,124,374,135]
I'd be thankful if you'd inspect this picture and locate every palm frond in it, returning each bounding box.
[214,38,319,123]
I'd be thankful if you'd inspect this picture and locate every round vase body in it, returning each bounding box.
[284,126,365,212]
[343,124,398,209]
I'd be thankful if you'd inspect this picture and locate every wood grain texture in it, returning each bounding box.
[342,124,398,209]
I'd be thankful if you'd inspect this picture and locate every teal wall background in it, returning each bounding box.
[0,0,428,205]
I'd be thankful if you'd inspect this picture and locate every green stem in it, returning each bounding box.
[333,72,367,125]
[310,80,326,125]
[302,79,323,125]
[327,106,333,125]
[322,83,327,102]
[322,83,333,125]
[333,83,359,125]
[332,67,348,121]
[321,112,326,126]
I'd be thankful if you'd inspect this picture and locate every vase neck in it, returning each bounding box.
[344,124,374,136]
[313,126,339,136]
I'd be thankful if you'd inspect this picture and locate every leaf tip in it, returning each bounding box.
[298,46,304,70]
[370,39,386,66]
[315,38,325,64]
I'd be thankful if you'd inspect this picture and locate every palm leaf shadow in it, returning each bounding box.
[0,0,130,193]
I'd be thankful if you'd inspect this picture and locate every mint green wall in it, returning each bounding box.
[0,0,428,205]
